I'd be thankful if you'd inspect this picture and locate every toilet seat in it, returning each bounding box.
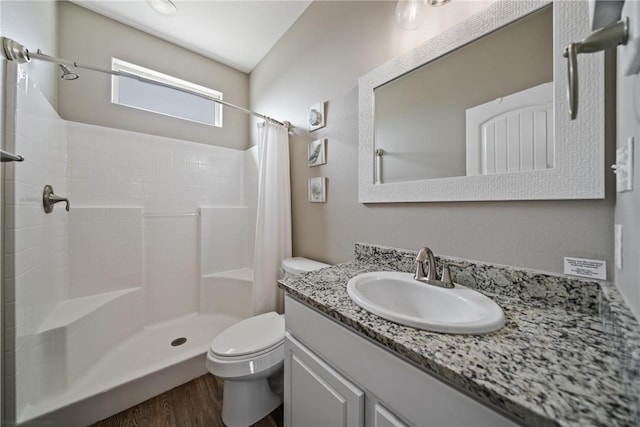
[206,312,285,379]
[210,312,284,357]
[211,340,281,361]
[207,342,284,379]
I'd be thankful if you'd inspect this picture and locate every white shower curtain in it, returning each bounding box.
[252,122,292,315]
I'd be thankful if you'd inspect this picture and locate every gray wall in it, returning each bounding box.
[57,1,250,149]
[250,0,615,277]
[615,56,640,316]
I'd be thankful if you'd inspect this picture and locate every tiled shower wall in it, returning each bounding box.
[3,65,70,421]
[69,207,143,298]
[200,207,250,276]
[67,122,246,209]
[4,65,258,421]
[66,122,252,323]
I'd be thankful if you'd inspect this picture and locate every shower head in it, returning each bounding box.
[59,64,79,80]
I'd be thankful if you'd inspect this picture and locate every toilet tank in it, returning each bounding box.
[281,257,329,279]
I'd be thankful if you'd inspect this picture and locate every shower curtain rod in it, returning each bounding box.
[1,37,292,130]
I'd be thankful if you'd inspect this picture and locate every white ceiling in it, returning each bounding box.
[70,0,313,73]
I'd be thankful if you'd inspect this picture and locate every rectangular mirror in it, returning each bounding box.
[359,0,605,202]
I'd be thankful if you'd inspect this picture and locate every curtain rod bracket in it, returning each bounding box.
[2,37,30,64]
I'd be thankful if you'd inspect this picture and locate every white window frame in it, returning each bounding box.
[111,58,223,127]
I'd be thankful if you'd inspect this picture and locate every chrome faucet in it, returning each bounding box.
[414,247,438,282]
[414,247,459,289]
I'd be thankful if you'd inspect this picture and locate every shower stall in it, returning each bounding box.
[2,54,287,425]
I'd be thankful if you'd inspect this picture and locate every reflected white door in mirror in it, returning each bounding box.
[466,82,554,177]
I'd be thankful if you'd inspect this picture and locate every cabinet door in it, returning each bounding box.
[374,404,408,427]
[285,332,364,427]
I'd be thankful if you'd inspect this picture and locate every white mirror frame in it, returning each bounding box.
[358,0,604,203]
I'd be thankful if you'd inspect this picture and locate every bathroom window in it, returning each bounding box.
[111,58,223,127]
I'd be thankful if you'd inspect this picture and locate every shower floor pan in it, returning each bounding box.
[18,312,241,426]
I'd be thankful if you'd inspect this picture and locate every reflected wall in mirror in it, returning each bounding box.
[374,6,553,183]
[359,0,605,202]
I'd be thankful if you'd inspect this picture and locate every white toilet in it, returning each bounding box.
[206,257,329,427]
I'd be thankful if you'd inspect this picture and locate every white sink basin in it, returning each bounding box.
[346,272,505,334]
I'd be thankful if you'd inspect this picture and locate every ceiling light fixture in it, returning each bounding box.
[395,0,425,31]
[148,0,177,16]
[428,0,451,6]
[395,0,452,30]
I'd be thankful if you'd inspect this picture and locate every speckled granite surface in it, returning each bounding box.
[279,243,640,427]
[599,281,640,425]
[353,243,601,314]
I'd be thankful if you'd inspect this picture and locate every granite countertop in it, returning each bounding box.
[278,245,640,427]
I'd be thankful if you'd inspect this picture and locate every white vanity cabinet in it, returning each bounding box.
[285,332,364,427]
[284,295,520,427]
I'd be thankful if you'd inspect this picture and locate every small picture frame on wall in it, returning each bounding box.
[308,177,326,203]
[308,101,326,132]
[307,139,326,167]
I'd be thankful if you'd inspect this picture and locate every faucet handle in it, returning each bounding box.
[43,185,70,213]
[441,262,466,287]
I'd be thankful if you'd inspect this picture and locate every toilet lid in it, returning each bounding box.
[210,312,285,357]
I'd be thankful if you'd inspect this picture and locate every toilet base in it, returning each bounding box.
[220,368,283,427]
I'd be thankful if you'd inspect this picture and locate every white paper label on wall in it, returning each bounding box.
[563,257,606,280]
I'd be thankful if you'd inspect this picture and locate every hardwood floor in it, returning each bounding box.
[91,375,283,427]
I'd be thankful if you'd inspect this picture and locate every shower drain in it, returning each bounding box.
[171,337,187,347]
